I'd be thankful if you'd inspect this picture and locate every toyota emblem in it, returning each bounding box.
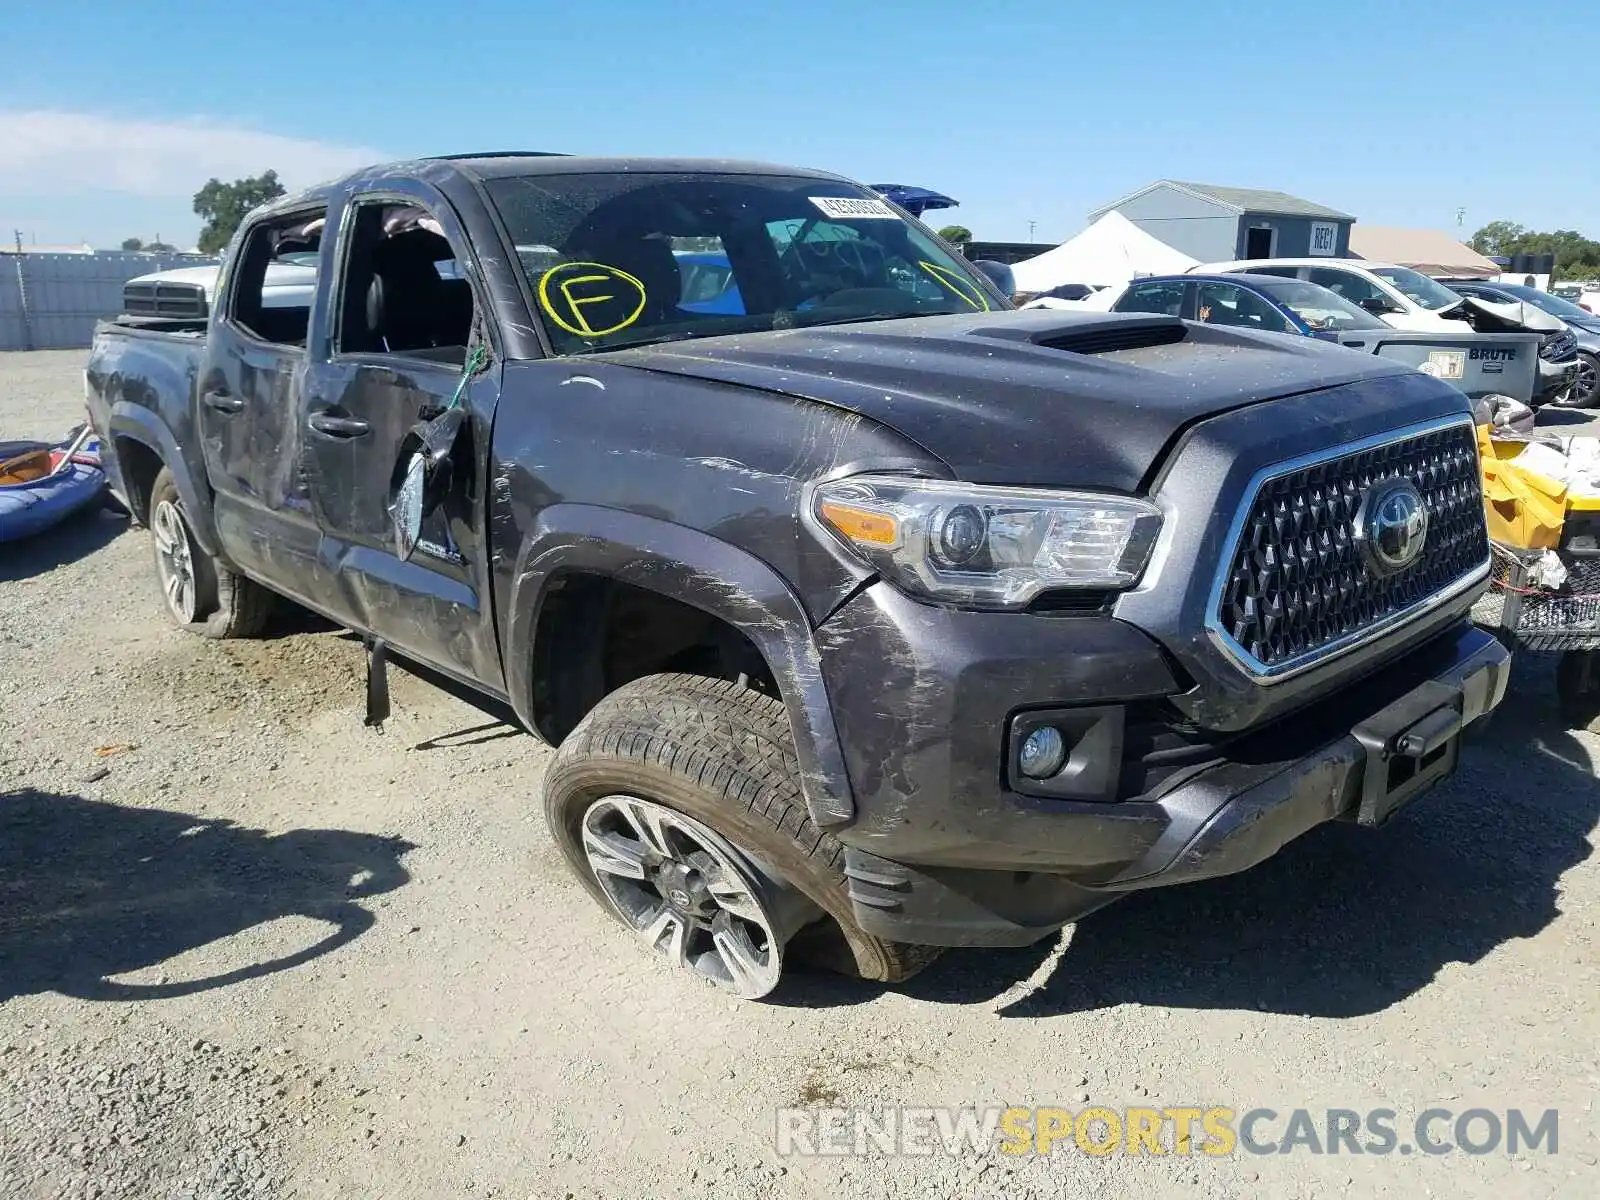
[1356,479,1429,576]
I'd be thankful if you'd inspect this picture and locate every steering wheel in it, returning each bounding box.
[831,237,882,278]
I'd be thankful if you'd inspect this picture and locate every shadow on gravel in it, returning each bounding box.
[1533,408,1600,429]
[0,507,127,582]
[782,663,1600,1018]
[0,789,414,1003]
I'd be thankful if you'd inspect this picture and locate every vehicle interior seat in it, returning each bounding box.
[563,229,686,328]
[361,227,474,355]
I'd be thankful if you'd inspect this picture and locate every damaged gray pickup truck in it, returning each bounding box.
[85,152,1511,999]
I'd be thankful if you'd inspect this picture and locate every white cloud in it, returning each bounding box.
[0,109,386,198]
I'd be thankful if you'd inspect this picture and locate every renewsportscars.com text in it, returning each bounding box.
[774,1105,1560,1159]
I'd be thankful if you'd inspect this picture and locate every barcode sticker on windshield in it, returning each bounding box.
[809,196,899,220]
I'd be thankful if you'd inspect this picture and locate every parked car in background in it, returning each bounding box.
[1552,282,1600,314]
[1114,273,1543,405]
[1193,258,1579,404]
[1440,279,1600,409]
[1191,258,1472,331]
[1018,281,1108,309]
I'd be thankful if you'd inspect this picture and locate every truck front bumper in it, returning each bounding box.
[824,599,1510,948]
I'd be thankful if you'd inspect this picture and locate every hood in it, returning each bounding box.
[605,310,1423,491]
[127,264,220,290]
[1454,295,1567,335]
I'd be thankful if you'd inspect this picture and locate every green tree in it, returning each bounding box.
[192,170,287,254]
[1467,220,1525,257]
[1468,220,1600,281]
[937,224,973,244]
[120,237,144,252]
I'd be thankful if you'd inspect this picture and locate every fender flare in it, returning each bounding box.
[503,504,855,827]
[107,402,221,556]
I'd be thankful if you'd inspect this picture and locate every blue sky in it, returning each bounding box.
[2,0,1593,250]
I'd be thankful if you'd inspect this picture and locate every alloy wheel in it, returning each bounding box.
[152,499,199,624]
[1577,356,1598,406]
[580,794,786,998]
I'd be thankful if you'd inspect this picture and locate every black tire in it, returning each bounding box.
[542,672,941,988]
[148,467,275,639]
[1556,650,1600,732]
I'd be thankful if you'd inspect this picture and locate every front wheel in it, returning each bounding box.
[148,468,274,639]
[542,673,940,999]
[1568,353,1600,410]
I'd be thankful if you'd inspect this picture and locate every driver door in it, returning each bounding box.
[299,190,505,691]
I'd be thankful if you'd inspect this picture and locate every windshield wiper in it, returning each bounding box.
[789,307,941,330]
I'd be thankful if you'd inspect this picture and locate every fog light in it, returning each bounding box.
[1018,726,1066,779]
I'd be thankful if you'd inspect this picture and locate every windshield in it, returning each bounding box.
[482,172,1009,354]
[1256,279,1387,332]
[1368,265,1463,311]
[1481,283,1594,320]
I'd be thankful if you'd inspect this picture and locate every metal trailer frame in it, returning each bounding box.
[1472,537,1600,727]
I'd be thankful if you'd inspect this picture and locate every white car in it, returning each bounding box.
[1188,257,1476,333]
[1193,256,1582,403]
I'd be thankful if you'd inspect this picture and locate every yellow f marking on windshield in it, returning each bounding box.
[538,261,648,337]
[918,261,991,311]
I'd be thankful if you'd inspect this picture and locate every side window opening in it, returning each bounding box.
[228,210,325,348]
[1307,267,1383,308]
[1196,283,1292,332]
[1118,282,1185,316]
[335,201,476,364]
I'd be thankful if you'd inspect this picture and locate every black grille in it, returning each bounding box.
[1540,330,1578,362]
[123,281,207,319]
[1216,421,1488,671]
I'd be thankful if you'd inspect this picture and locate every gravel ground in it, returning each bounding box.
[1,348,1597,1198]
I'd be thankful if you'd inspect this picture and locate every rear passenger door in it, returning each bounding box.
[199,205,329,590]
[298,188,506,690]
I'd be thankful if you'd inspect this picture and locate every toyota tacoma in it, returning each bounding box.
[84,152,1509,999]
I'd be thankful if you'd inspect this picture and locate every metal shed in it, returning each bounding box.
[1088,180,1355,264]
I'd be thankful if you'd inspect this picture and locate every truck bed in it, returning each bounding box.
[84,318,208,517]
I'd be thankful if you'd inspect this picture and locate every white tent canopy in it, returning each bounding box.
[1010,211,1199,293]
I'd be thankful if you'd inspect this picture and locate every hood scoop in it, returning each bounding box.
[965,313,1189,357]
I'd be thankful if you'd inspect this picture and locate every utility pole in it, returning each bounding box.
[1456,207,1465,229]
[1028,220,1037,242]
[12,229,20,253]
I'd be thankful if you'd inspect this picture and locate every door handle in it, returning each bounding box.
[307,412,372,439]
[203,389,244,414]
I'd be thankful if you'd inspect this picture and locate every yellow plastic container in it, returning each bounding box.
[1475,424,1569,550]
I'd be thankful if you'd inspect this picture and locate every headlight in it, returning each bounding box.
[808,474,1162,609]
